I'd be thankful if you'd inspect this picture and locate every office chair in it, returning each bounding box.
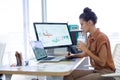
[0,42,6,66]
[101,43,120,80]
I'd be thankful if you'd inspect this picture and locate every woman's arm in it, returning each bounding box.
[66,51,88,58]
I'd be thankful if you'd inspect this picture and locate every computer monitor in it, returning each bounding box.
[33,23,72,49]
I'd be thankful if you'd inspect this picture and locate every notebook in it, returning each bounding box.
[30,41,66,62]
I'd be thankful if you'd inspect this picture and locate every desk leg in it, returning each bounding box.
[46,76,63,80]
[3,74,12,80]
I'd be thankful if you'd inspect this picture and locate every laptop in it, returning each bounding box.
[30,41,66,62]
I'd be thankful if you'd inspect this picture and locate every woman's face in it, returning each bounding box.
[79,19,90,33]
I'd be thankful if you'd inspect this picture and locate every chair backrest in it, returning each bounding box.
[112,44,120,73]
[0,42,6,66]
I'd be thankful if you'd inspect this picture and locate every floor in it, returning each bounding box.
[11,75,46,80]
[1,74,46,80]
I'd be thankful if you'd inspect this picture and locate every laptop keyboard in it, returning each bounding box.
[50,56,65,61]
[42,56,65,61]
[43,57,55,60]
[38,56,77,63]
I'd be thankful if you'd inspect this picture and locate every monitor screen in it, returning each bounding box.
[33,23,72,49]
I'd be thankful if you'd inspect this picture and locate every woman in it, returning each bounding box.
[64,7,115,80]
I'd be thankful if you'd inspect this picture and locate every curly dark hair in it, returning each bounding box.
[79,7,97,24]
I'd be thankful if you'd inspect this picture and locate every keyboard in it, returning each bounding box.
[39,56,77,63]
[43,57,55,60]
[50,56,65,61]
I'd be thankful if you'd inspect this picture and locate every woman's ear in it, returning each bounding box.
[88,20,94,25]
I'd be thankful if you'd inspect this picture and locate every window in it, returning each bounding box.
[0,0,23,65]
[28,0,42,60]
[1,0,42,65]
[29,0,42,40]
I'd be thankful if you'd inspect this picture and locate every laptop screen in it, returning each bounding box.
[30,41,47,60]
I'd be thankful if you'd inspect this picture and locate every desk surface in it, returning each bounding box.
[0,58,84,76]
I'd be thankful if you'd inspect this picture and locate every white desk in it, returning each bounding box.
[0,58,85,80]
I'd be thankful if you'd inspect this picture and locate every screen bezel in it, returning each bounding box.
[33,22,73,49]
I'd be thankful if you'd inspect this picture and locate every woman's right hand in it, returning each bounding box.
[65,52,75,59]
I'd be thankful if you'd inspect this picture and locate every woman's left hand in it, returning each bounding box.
[77,41,87,52]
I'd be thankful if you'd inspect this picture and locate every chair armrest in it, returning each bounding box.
[101,73,120,77]
[84,65,94,70]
